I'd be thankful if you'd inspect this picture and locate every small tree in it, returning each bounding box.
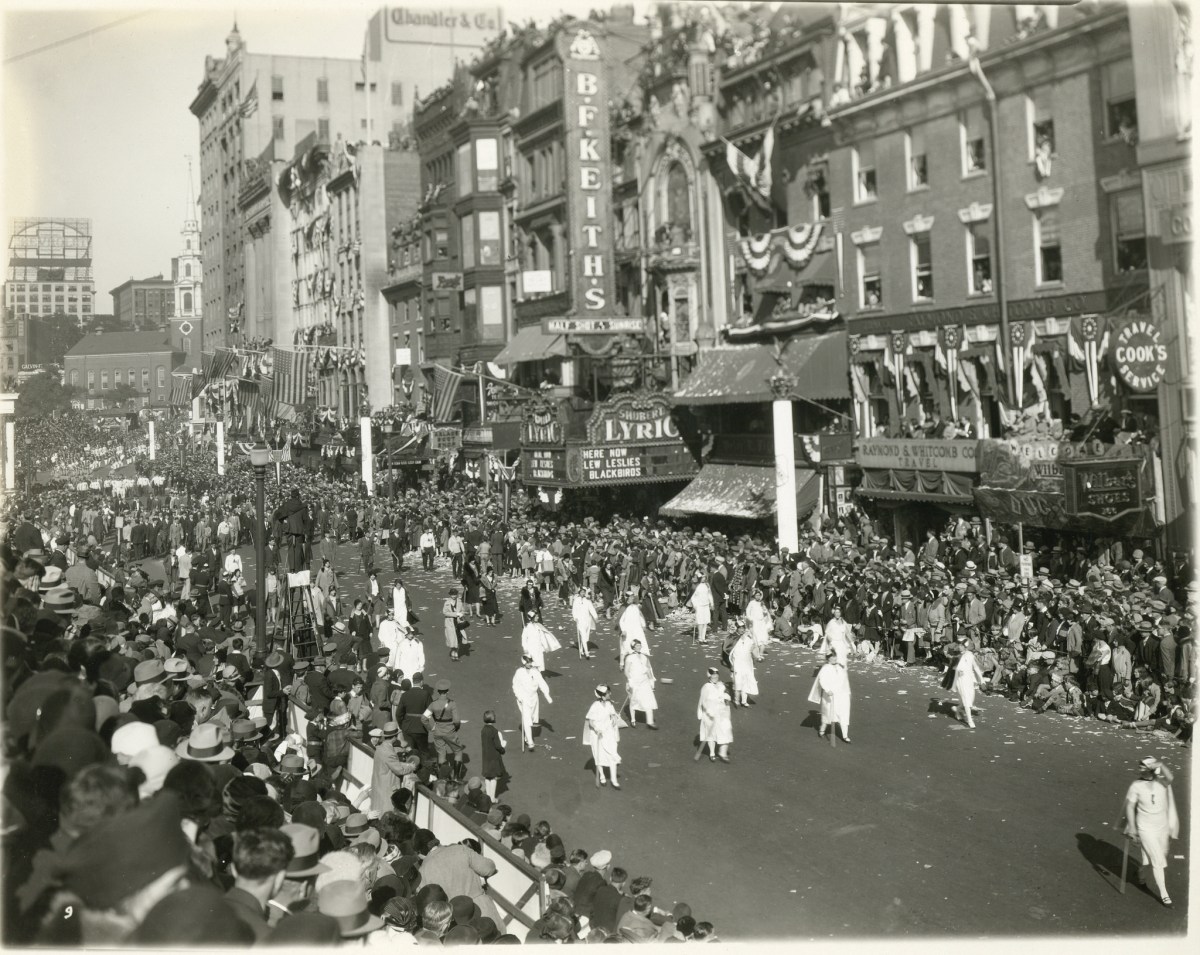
[108,383,143,408]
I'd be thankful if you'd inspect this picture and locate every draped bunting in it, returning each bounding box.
[1069,313,1109,407]
[737,222,824,277]
[858,467,974,501]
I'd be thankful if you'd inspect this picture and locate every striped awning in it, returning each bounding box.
[659,462,819,521]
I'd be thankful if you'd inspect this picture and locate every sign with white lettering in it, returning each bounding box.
[384,7,503,46]
[522,447,567,483]
[854,438,979,473]
[432,272,464,291]
[1063,459,1146,521]
[520,396,565,446]
[544,316,643,334]
[519,443,697,487]
[585,392,680,445]
[1113,318,1167,392]
[554,25,623,334]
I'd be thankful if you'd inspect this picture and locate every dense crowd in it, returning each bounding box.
[2,416,1194,944]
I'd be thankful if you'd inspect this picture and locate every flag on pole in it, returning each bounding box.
[432,365,466,423]
[723,126,774,211]
[239,80,259,118]
[171,374,193,408]
[271,346,310,407]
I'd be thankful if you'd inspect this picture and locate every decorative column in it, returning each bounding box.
[360,415,374,495]
[769,371,799,554]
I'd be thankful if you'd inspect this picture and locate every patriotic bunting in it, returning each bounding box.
[432,365,466,424]
[271,346,311,408]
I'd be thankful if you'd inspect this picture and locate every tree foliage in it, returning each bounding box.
[14,371,76,419]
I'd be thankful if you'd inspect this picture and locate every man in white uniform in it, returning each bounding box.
[511,654,552,751]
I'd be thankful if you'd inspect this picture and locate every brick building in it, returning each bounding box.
[110,274,176,329]
[63,332,184,408]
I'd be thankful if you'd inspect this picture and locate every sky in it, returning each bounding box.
[1,0,638,308]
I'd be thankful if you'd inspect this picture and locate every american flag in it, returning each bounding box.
[170,374,193,408]
[432,365,466,423]
[239,82,259,118]
[271,346,310,408]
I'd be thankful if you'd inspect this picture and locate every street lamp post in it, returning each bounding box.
[249,443,271,655]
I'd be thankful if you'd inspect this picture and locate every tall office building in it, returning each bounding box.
[4,218,95,324]
[190,11,502,354]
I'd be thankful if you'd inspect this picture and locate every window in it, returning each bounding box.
[967,223,993,294]
[475,138,499,191]
[272,75,284,101]
[478,285,504,324]
[858,243,882,308]
[911,234,934,301]
[1035,208,1063,284]
[273,115,285,140]
[853,142,876,202]
[70,370,78,386]
[1113,191,1147,273]
[142,368,150,388]
[906,127,928,189]
[128,368,135,386]
[531,58,563,109]
[317,77,328,103]
[157,367,165,388]
[456,143,472,195]
[1103,59,1137,139]
[87,370,95,390]
[391,82,403,106]
[1028,86,1055,161]
[962,105,987,174]
[460,214,475,268]
[101,370,109,390]
[314,117,329,143]
[183,291,193,312]
[477,211,501,265]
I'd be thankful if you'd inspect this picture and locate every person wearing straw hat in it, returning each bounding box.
[1122,757,1180,907]
[316,879,385,938]
[583,685,623,789]
[512,655,552,751]
[175,723,235,763]
[695,667,732,763]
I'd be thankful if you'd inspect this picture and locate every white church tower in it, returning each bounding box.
[171,159,203,369]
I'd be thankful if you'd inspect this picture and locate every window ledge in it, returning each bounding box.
[1115,267,1148,278]
[854,196,879,207]
[967,291,995,300]
[1034,281,1065,291]
[907,184,930,193]
[912,298,936,306]
[962,169,988,180]
[858,304,884,313]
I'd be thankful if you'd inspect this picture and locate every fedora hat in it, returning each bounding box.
[264,651,285,669]
[38,566,65,591]
[42,586,80,614]
[230,718,261,743]
[279,753,307,775]
[175,723,235,763]
[341,812,370,837]
[163,657,190,681]
[316,880,384,938]
[333,621,347,634]
[283,823,331,878]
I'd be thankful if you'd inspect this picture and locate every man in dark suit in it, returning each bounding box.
[709,559,729,631]
[396,673,434,756]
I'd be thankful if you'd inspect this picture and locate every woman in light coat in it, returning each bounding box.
[621,640,658,729]
[729,628,759,707]
[572,588,599,659]
[696,667,733,762]
[808,650,851,744]
[583,684,622,789]
[688,575,714,644]
[954,638,986,729]
[744,588,771,653]
[520,611,560,672]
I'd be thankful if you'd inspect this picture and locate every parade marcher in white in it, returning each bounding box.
[583,684,623,789]
[572,587,599,659]
[695,667,733,762]
[729,625,759,707]
[953,638,986,729]
[512,654,553,751]
[809,650,852,744]
[618,593,650,667]
[392,628,426,681]
[820,606,853,666]
[744,588,771,654]
[1123,757,1180,907]
[621,639,658,729]
[520,610,561,672]
[687,574,714,644]
[378,608,404,671]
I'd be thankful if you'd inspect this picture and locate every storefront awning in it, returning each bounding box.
[856,467,974,504]
[659,462,819,521]
[493,326,568,365]
[672,331,849,405]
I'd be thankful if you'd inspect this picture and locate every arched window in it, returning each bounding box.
[667,162,691,232]
[183,292,193,312]
[185,263,191,277]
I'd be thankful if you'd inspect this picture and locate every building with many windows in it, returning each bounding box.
[4,218,95,324]
[63,332,183,408]
[110,274,175,329]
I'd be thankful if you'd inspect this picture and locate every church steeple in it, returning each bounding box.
[173,158,203,368]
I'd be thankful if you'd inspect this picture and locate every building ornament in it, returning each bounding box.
[957,202,994,223]
[1025,186,1065,209]
[850,225,882,245]
[902,214,935,235]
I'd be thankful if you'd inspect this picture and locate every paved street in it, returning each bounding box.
[234,537,1189,940]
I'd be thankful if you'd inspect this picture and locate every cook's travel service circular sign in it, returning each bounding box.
[1113,318,1167,392]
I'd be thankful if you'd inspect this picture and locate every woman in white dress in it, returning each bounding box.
[392,577,410,632]
[520,611,560,672]
[744,589,771,654]
[808,650,851,744]
[621,639,658,729]
[729,628,759,707]
[582,684,622,789]
[688,575,714,644]
[393,630,426,680]
[572,588,599,659]
[1123,757,1180,907]
[953,638,985,728]
[618,595,650,667]
[695,667,733,763]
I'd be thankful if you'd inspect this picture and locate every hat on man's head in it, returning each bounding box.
[163,657,190,681]
[111,720,159,761]
[264,651,284,669]
[382,721,400,738]
[589,849,612,868]
[316,880,385,938]
[435,679,451,692]
[342,812,370,837]
[283,823,331,878]
[38,566,64,591]
[279,753,307,775]
[175,723,235,763]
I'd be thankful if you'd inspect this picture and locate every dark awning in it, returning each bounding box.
[856,467,974,503]
[659,463,819,521]
[673,331,849,405]
[493,326,568,365]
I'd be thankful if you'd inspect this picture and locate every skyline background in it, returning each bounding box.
[1,0,633,309]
